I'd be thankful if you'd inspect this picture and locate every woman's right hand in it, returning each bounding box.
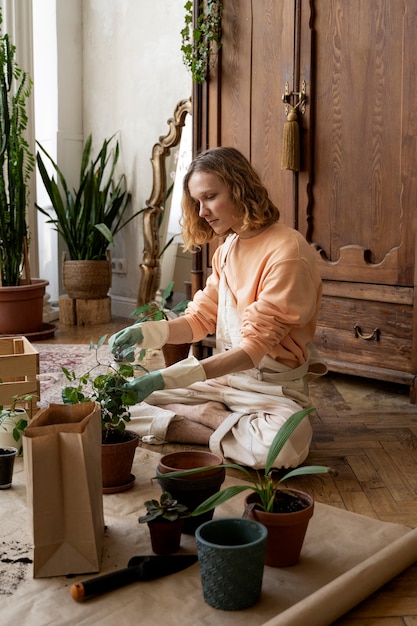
[108,320,170,353]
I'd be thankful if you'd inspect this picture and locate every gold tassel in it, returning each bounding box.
[281,108,300,171]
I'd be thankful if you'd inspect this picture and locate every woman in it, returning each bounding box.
[109,147,327,469]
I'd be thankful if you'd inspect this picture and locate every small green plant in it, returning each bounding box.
[0,392,35,453]
[131,280,189,324]
[162,407,334,516]
[36,134,142,261]
[127,281,189,365]
[61,335,146,442]
[181,0,223,84]
[138,492,190,523]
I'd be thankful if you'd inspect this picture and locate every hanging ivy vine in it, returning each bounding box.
[181,0,223,84]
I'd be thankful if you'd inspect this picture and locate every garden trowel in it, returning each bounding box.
[70,554,198,601]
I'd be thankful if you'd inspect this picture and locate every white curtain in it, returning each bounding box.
[1,0,39,277]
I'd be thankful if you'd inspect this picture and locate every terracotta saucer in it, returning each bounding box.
[103,473,136,495]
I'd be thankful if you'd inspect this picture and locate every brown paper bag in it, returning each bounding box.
[23,402,104,578]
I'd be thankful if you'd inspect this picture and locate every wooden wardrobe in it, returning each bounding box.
[191,0,417,402]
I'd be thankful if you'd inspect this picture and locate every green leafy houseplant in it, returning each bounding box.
[181,0,223,84]
[61,335,143,443]
[138,492,190,524]
[0,392,34,454]
[162,407,333,516]
[36,133,141,261]
[131,280,189,324]
[129,280,190,367]
[0,10,35,286]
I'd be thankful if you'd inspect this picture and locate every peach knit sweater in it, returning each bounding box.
[184,223,322,369]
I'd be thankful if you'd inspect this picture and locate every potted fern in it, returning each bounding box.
[0,10,48,335]
[36,133,142,300]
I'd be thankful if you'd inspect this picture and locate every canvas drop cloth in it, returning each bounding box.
[1,447,417,625]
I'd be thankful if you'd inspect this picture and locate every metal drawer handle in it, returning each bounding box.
[353,324,381,341]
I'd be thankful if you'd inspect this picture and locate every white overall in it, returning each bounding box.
[129,235,327,469]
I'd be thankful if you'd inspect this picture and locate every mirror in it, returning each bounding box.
[137,97,192,307]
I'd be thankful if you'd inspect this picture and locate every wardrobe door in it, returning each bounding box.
[298,0,417,398]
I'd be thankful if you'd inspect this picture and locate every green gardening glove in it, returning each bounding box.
[109,320,169,354]
[123,370,165,403]
[123,356,206,403]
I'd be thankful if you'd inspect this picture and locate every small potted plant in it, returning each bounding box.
[162,407,335,566]
[138,491,190,555]
[0,445,18,489]
[0,392,34,454]
[61,335,144,493]
[130,280,190,366]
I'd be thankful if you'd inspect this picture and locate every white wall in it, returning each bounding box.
[82,0,191,317]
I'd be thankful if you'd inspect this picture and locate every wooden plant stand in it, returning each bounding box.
[59,295,111,326]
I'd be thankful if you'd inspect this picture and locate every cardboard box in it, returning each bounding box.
[0,337,40,415]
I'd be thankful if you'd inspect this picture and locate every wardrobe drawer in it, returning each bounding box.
[315,295,413,373]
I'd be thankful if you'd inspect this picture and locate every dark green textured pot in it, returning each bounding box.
[196,517,267,610]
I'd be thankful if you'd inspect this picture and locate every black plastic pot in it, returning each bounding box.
[0,446,18,489]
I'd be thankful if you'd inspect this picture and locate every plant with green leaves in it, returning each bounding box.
[36,133,142,260]
[162,407,334,516]
[0,392,35,453]
[138,492,190,524]
[181,0,223,84]
[0,9,35,286]
[124,280,189,365]
[131,280,189,325]
[61,335,145,443]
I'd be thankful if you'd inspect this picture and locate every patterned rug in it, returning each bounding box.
[34,343,162,407]
[35,343,99,406]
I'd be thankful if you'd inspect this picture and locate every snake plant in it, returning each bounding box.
[36,133,142,260]
[0,10,35,286]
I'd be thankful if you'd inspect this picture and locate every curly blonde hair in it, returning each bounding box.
[181,147,280,251]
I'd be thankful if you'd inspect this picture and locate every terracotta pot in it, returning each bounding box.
[156,450,225,535]
[162,343,191,366]
[62,252,112,299]
[147,517,185,555]
[0,278,49,334]
[101,430,139,493]
[245,489,314,567]
[158,450,224,479]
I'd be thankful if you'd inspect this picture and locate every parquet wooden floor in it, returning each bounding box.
[302,374,417,624]
[44,317,417,624]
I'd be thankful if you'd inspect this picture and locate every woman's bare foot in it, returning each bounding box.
[160,401,231,430]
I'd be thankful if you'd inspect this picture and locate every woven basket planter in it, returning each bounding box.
[62,252,112,299]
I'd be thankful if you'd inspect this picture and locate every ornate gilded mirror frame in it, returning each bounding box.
[137,97,192,307]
